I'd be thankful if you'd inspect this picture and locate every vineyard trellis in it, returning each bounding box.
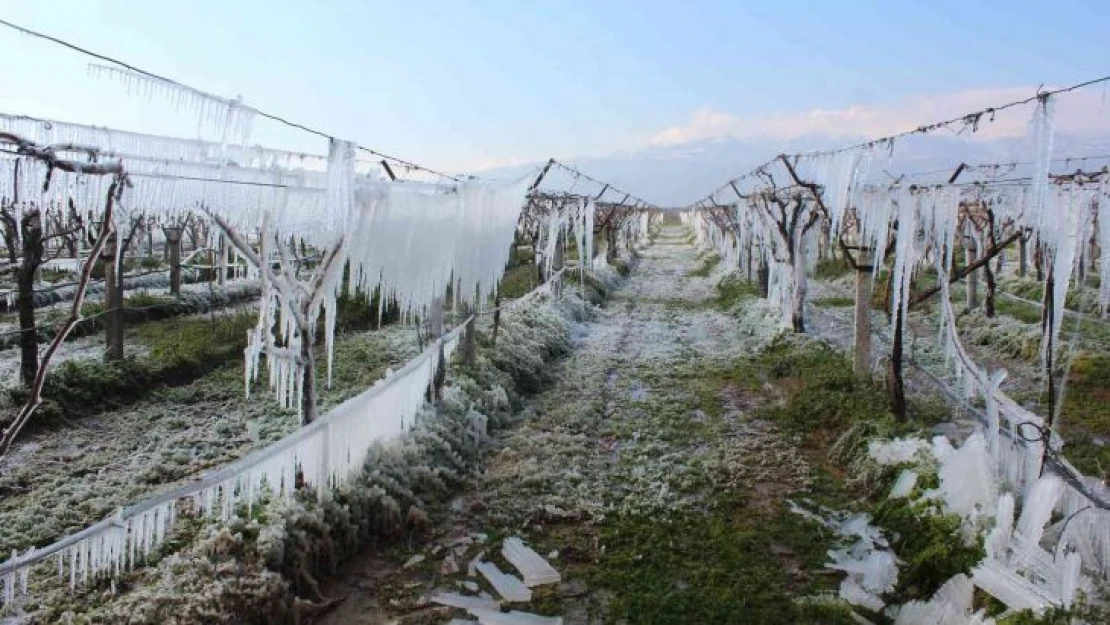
[0,18,662,609]
[0,105,655,605]
[684,80,1110,614]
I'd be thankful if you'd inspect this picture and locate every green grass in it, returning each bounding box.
[715,274,759,310]
[499,263,539,299]
[994,296,1043,324]
[687,253,721,277]
[6,311,257,423]
[814,257,852,280]
[589,496,855,624]
[1058,353,1110,480]
[812,296,854,308]
[579,336,967,623]
[755,338,895,436]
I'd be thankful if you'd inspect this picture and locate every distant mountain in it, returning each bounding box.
[474,131,1110,208]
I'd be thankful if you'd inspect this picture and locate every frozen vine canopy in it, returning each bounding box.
[2,92,536,420]
[687,91,1110,616]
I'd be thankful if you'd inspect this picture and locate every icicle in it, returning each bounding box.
[933,433,998,522]
[1098,177,1110,315]
[1029,96,1057,236]
[88,64,256,145]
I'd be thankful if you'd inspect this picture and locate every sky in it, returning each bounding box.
[1,0,1109,201]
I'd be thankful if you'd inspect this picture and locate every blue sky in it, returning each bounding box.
[1,0,1108,177]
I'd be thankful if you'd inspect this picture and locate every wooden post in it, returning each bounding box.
[17,210,43,387]
[1018,236,1028,277]
[426,296,446,401]
[1034,237,1044,281]
[218,234,228,286]
[104,231,124,362]
[965,235,979,310]
[300,320,317,424]
[853,251,873,377]
[745,241,752,283]
[164,227,183,296]
[1040,269,1056,472]
[887,285,907,420]
[757,259,769,298]
[492,291,502,346]
[553,231,565,271]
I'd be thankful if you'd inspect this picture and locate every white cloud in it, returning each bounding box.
[648,86,1110,146]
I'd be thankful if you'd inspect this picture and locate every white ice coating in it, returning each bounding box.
[1037,184,1095,367]
[0,318,472,602]
[889,470,918,499]
[1098,176,1110,315]
[687,99,1110,616]
[893,574,996,625]
[345,174,532,316]
[88,63,256,145]
[1029,96,1057,238]
[2,120,529,416]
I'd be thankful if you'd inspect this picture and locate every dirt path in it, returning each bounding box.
[318,226,831,624]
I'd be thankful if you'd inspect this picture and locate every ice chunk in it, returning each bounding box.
[502,537,561,587]
[1015,475,1063,549]
[935,433,997,521]
[828,550,898,596]
[1059,551,1081,609]
[984,494,1014,559]
[467,608,563,625]
[888,471,918,499]
[431,591,501,612]
[894,574,996,625]
[468,550,486,577]
[838,577,885,612]
[971,557,1056,612]
[475,561,532,602]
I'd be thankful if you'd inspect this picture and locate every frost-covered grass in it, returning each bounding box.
[1002,274,1104,316]
[1059,353,1110,480]
[410,228,986,623]
[812,295,854,308]
[814,256,852,281]
[0,322,419,565]
[686,252,720,277]
[1,267,596,624]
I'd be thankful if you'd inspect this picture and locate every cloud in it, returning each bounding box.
[648,86,1110,147]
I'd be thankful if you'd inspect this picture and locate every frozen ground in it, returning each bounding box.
[315,225,819,624]
[0,322,420,559]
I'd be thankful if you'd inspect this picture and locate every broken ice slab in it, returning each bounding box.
[476,561,532,602]
[431,591,501,612]
[502,537,561,587]
[828,550,898,595]
[468,607,564,625]
[838,577,885,612]
[868,437,929,465]
[971,557,1058,612]
[888,470,918,499]
[893,574,996,625]
[468,550,486,577]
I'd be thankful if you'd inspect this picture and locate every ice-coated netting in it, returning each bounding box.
[0,317,471,603]
[688,96,1109,615]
